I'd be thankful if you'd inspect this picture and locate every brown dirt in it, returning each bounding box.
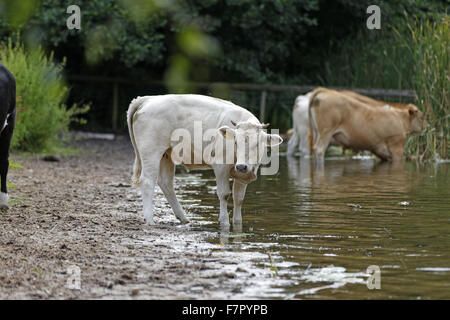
[0,136,265,299]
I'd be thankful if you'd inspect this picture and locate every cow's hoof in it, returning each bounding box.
[0,192,8,210]
[180,218,190,224]
[0,204,9,212]
[219,222,230,231]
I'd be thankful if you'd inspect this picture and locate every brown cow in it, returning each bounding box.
[288,89,418,158]
[308,88,428,162]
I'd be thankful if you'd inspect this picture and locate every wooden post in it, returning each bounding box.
[259,90,267,123]
[112,82,119,132]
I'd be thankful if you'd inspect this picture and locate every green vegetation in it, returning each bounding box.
[321,28,415,90]
[6,160,22,191]
[0,39,88,153]
[404,16,449,161]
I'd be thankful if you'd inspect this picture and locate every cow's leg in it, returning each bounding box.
[313,133,332,164]
[373,144,391,162]
[299,135,311,158]
[391,152,403,162]
[388,143,404,162]
[287,131,299,157]
[232,179,247,225]
[213,166,231,227]
[139,150,166,225]
[158,153,189,224]
[0,112,15,210]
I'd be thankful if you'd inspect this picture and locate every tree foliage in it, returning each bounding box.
[1,0,447,83]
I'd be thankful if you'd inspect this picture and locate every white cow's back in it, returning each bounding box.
[135,94,258,131]
[131,94,261,165]
[288,92,312,157]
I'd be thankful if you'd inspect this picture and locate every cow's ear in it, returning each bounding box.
[219,126,235,139]
[408,105,418,116]
[266,133,283,147]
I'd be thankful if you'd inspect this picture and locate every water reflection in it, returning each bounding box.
[177,157,450,299]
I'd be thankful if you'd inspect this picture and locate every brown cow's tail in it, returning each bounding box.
[308,88,324,156]
[127,96,147,185]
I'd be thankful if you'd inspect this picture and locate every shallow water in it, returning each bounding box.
[175,157,450,299]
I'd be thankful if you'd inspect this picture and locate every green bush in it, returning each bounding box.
[0,39,88,153]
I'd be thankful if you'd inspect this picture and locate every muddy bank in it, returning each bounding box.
[0,136,271,299]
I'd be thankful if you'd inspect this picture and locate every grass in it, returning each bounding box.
[5,160,22,192]
[321,28,415,92]
[403,16,450,161]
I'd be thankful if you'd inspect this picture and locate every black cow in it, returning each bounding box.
[0,63,16,210]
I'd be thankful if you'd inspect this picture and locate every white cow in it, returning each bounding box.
[127,94,282,227]
[287,92,313,157]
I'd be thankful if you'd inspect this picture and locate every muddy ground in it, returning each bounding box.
[0,136,270,299]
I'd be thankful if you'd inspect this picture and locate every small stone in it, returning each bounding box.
[222,272,236,279]
[121,273,133,280]
[110,182,131,188]
[346,203,362,209]
[231,287,242,293]
[130,289,139,296]
[42,155,61,162]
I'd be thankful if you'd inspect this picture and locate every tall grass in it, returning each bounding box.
[321,29,415,92]
[404,16,449,161]
[0,39,89,153]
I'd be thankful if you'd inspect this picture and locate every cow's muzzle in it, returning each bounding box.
[235,164,249,173]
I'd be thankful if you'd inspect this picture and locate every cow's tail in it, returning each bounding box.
[308,88,324,156]
[127,96,147,185]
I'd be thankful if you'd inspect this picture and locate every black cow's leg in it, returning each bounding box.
[0,111,15,209]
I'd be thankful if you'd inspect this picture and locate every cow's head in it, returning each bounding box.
[407,104,429,132]
[218,120,283,182]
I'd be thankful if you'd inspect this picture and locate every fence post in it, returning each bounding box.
[112,82,119,132]
[259,90,267,123]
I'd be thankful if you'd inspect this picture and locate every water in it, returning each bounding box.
[175,157,450,299]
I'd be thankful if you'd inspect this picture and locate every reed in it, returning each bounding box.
[404,16,449,161]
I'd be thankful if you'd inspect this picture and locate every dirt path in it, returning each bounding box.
[0,136,267,299]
